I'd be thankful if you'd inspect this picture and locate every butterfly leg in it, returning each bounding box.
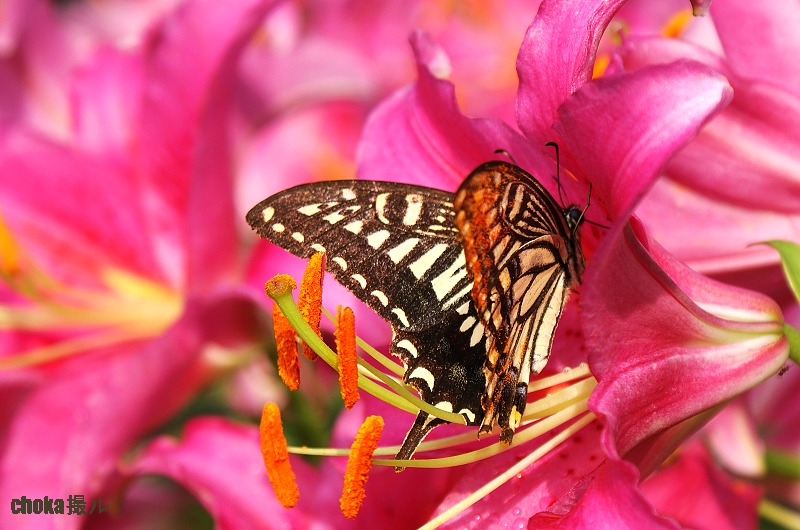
[496,368,526,444]
[479,366,527,444]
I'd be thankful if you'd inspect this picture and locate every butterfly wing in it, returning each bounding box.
[454,161,585,442]
[247,181,487,460]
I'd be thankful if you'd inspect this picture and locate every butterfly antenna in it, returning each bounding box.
[578,185,611,230]
[494,148,517,165]
[577,184,592,229]
[545,142,567,207]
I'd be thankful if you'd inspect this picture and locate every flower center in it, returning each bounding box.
[0,218,182,369]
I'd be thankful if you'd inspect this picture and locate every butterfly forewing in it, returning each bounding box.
[453,161,585,442]
[246,180,487,461]
[248,182,463,328]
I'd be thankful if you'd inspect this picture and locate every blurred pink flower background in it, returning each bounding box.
[0,0,798,529]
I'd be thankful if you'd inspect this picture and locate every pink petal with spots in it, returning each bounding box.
[640,442,761,530]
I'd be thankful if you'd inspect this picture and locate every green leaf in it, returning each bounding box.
[785,323,800,366]
[766,447,800,480]
[761,240,800,303]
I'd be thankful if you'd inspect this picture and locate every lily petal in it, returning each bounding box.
[432,423,606,529]
[710,0,800,92]
[134,0,278,291]
[640,441,761,530]
[129,417,306,530]
[71,48,143,159]
[616,36,800,214]
[554,59,731,220]
[529,459,679,529]
[704,401,765,479]
[515,0,626,147]
[0,309,209,530]
[0,130,163,286]
[357,31,547,191]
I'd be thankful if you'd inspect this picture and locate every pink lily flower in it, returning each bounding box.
[51,0,793,527]
[616,0,800,289]
[0,1,278,529]
[234,0,543,127]
[699,318,800,523]
[291,0,789,527]
[599,3,800,524]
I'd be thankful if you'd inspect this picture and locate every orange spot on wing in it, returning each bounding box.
[456,175,502,316]
[259,403,299,508]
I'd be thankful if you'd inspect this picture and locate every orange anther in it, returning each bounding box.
[259,403,299,508]
[662,8,693,38]
[272,303,300,391]
[298,253,325,360]
[340,415,384,519]
[0,215,20,276]
[335,305,359,409]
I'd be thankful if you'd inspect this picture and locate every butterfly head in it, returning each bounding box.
[561,204,587,288]
[564,205,585,234]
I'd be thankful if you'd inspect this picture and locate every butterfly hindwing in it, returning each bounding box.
[246,180,487,460]
[453,161,585,442]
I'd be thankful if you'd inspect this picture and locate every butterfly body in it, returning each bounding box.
[246,161,585,460]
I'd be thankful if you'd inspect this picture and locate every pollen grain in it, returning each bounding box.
[259,403,299,508]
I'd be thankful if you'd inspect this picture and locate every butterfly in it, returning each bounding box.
[246,160,586,461]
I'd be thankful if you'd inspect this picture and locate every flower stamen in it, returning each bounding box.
[287,364,596,459]
[592,54,610,79]
[268,276,464,423]
[0,220,183,370]
[419,411,597,530]
[259,402,300,508]
[335,305,359,409]
[264,259,601,528]
[340,415,384,519]
[371,387,594,469]
[662,8,693,38]
[273,302,300,391]
[0,214,20,277]
[298,253,325,360]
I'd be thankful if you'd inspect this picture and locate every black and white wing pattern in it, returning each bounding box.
[246,181,487,461]
[453,161,586,443]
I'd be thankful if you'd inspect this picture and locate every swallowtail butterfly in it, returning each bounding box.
[246,161,586,461]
